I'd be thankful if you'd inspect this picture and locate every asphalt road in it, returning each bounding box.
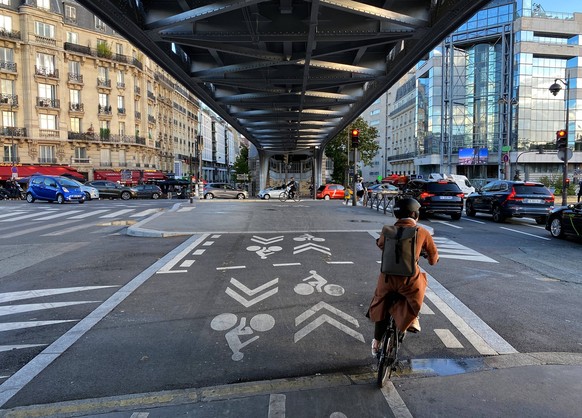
[0,198,580,417]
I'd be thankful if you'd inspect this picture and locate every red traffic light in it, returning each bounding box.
[351,128,359,147]
[557,129,567,138]
[556,129,567,149]
[351,129,359,137]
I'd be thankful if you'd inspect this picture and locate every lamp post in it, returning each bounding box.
[549,74,570,206]
[197,135,204,198]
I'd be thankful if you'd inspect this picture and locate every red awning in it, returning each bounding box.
[94,170,167,184]
[0,165,85,181]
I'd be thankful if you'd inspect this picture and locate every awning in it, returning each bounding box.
[94,170,167,184]
[0,165,85,181]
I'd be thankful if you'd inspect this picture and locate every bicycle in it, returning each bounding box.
[279,187,299,202]
[376,294,406,388]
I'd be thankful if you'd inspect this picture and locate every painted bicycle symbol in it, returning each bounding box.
[293,234,325,242]
[211,313,275,361]
[294,270,345,297]
[246,245,283,259]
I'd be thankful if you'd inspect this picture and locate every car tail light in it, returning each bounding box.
[456,193,464,198]
[419,192,434,200]
[545,196,554,203]
[506,187,522,202]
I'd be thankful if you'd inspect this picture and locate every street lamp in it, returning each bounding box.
[548,74,570,206]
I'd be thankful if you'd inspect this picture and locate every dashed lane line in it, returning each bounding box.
[499,227,551,240]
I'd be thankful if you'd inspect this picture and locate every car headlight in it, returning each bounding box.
[62,187,69,192]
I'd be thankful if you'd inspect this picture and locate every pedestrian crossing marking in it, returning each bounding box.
[68,209,110,219]
[433,237,497,263]
[33,210,83,221]
[434,328,464,348]
[100,209,135,218]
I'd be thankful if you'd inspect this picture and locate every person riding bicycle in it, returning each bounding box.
[367,198,439,357]
[287,177,297,199]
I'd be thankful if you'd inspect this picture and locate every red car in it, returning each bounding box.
[316,184,345,200]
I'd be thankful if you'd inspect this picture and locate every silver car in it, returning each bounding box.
[258,185,285,200]
[203,183,248,199]
[70,179,100,200]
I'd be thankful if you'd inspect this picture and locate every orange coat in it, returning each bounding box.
[367,219,439,331]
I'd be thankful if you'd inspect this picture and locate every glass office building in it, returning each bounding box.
[387,0,581,185]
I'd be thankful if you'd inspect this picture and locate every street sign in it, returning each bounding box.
[236,174,249,181]
[501,145,512,152]
[502,154,509,162]
[11,166,17,179]
[557,148,573,162]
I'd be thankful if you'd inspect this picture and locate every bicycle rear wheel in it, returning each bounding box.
[376,319,398,388]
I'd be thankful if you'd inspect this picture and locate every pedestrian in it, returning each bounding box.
[356,177,364,204]
[578,179,582,203]
[367,198,439,356]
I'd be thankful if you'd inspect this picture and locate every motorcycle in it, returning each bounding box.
[0,183,25,200]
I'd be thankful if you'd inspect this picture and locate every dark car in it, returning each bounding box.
[26,175,85,204]
[546,202,582,239]
[85,180,138,200]
[135,184,163,199]
[401,179,464,220]
[367,183,399,199]
[465,180,554,224]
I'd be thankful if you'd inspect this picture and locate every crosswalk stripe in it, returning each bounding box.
[42,223,96,236]
[0,301,99,317]
[33,211,82,221]
[0,320,77,332]
[131,209,158,217]
[67,209,110,219]
[434,328,464,348]
[100,209,134,218]
[1,220,72,238]
[0,345,46,353]
[0,211,26,219]
[0,286,118,304]
[0,212,53,222]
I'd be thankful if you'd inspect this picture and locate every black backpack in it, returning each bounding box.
[380,226,418,277]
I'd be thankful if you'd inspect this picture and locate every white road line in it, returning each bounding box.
[216,266,246,270]
[42,223,95,236]
[180,260,195,268]
[130,413,150,418]
[100,209,134,218]
[499,226,551,240]
[420,303,435,315]
[0,234,205,407]
[0,320,77,332]
[131,209,159,217]
[211,234,221,238]
[156,270,188,274]
[192,249,205,255]
[326,261,354,264]
[434,328,464,348]
[0,211,25,219]
[68,210,109,219]
[381,382,413,418]
[0,286,118,304]
[0,301,99,317]
[0,345,46,353]
[0,212,53,222]
[433,221,463,229]
[1,220,72,238]
[203,241,214,246]
[425,273,517,355]
[268,393,286,418]
[33,211,82,220]
[156,235,209,274]
[273,263,301,267]
[463,218,486,224]
[177,207,195,212]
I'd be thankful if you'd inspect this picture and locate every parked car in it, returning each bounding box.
[316,184,345,200]
[203,183,248,199]
[26,175,85,204]
[258,185,285,200]
[428,173,476,196]
[465,180,554,224]
[367,183,400,199]
[546,202,582,238]
[69,179,99,200]
[135,184,163,199]
[402,179,464,220]
[84,180,138,200]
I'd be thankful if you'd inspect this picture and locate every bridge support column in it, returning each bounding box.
[258,150,270,193]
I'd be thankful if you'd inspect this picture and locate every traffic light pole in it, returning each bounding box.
[562,81,569,206]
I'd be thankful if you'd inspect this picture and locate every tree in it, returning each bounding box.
[232,145,250,182]
[324,117,380,184]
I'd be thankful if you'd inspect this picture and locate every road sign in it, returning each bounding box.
[557,148,573,162]
[11,166,17,179]
[501,145,512,152]
[502,154,509,163]
[237,174,249,180]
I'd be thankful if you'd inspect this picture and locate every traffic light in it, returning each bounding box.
[351,128,359,148]
[556,129,567,149]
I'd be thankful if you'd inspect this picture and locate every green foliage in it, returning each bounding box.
[232,146,250,182]
[324,117,380,184]
[96,42,112,59]
[539,175,575,196]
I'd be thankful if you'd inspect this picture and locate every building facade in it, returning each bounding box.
[0,0,242,183]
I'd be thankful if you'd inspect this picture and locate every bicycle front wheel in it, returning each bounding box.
[279,192,287,202]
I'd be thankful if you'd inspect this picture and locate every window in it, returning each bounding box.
[117,71,124,85]
[69,61,81,75]
[36,53,55,72]
[37,0,50,10]
[66,31,78,44]
[117,95,125,110]
[39,145,56,163]
[39,114,57,130]
[116,43,123,55]
[119,122,125,136]
[95,16,106,31]
[0,47,13,63]
[370,109,381,116]
[38,83,56,100]
[34,22,55,38]
[2,111,15,127]
[0,79,14,97]
[69,89,80,105]
[98,93,109,107]
[3,144,17,163]
[0,15,11,32]
[74,147,87,159]
[70,117,81,133]
[65,5,76,22]
[98,66,109,81]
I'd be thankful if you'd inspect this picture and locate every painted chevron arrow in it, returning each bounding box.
[294,302,364,343]
[250,235,284,245]
[225,278,279,307]
[293,243,331,255]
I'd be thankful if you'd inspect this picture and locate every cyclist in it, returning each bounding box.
[367,198,439,356]
[287,177,297,199]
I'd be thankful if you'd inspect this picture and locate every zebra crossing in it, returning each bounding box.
[0,206,161,238]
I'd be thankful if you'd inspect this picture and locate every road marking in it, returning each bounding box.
[381,381,413,418]
[0,345,46,353]
[294,302,364,343]
[0,234,205,408]
[434,328,464,348]
[216,266,246,271]
[0,320,77,332]
[33,211,82,220]
[100,209,134,218]
[433,220,463,229]
[203,241,214,246]
[42,223,96,236]
[192,249,205,255]
[131,209,159,217]
[68,210,110,219]
[499,226,551,240]
[179,260,195,268]
[463,218,486,224]
[0,302,99,317]
[1,220,73,238]
[226,278,279,307]
[0,286,118,303]
[326,261,353,264]
[156,235,209,274]
[130,413,150,418]
[177,206,195,212]
[420,303,435,315]
[0,212,53,222]
[268,394,286,418]
[425,273,517,355]
[0,211,25,219]
[432,237,497,263]
[273,263,301,267]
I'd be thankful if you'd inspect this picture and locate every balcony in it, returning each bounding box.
[63,42,143,69]
[39,129,59,138]
[135,111,141,119]
[147,91,156,101]
[0,94,18,106]
[148,115,156,124]
[0,60,16,72]
[68,73,83,84]
[35,66,59,79]
[3,157,20,163]
[36,97,60,109]
[39,157,58,164]
[117,107,126,115]
[68,131,97,141]
[134,86,141,95]
[97,78,111,88]
[117,82,125,89]
[71,157,90,164]
[98,104,113,115]
[0,127,26,137]
[69,102,84,112]
[0,28,21,41]
[34,35,56,46]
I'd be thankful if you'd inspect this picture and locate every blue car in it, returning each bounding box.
[26,175,86,204]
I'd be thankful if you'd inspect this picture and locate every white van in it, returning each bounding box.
[428,173,475,196]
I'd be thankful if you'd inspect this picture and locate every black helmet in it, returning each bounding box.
[393,198,421,219]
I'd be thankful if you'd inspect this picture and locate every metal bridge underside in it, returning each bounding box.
[79,0,490,156]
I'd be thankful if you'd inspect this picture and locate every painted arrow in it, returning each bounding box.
[294,301,364,343]
[293,243,331,255]
[225,278,279,308]
[251,235,284,245]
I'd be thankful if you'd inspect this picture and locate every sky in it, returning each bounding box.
[536,1,578,13]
